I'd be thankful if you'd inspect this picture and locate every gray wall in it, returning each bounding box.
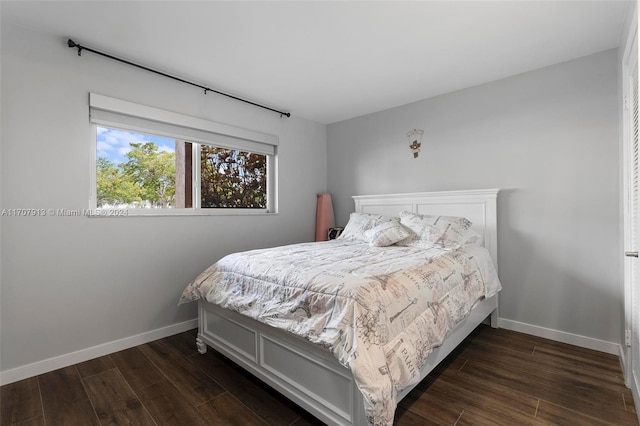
[328,50,621,344]
[0,21,623,376]
[0,23,327,373]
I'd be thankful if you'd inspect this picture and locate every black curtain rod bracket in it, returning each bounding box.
[67,38,291,118]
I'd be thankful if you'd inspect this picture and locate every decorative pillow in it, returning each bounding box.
[338,212,398,243]
[364,221,412,247]
[397,211,473,249]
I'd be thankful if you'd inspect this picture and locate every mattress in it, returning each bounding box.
[180,239,501,425]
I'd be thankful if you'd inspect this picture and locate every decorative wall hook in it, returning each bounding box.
[407,129,423,158]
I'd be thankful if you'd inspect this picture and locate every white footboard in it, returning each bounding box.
[197,294,498,426]
[198,301,367,425]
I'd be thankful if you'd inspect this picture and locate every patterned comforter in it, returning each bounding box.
[180,240,501,425]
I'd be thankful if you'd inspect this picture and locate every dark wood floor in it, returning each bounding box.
[1,325,638,426]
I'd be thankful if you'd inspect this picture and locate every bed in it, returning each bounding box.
[180,189,500,425]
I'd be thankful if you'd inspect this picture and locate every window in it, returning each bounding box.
[89,94,277,215]
[196,144,267,209]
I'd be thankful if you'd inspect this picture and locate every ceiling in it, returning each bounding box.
[1,1,632,124]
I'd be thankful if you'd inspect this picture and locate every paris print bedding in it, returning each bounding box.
[180,239,501,425]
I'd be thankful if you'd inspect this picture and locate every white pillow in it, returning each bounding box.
[397,211,472,249]
[338,212,398,243]
[364,221,412,247]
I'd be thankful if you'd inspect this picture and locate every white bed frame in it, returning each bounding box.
[196,189,500,425]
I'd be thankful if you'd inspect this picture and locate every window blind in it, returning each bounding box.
[89,93,278,156]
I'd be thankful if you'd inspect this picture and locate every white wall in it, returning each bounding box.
[328,50,621,347]
[0,23,327,378]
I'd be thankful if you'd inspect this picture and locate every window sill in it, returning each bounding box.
[88,208,278,218]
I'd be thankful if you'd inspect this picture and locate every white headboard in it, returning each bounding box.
[352,189,499,271]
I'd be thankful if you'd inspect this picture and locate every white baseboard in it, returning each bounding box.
[620,345,629,386]
[498,318,621,355]
[0,318,198,386]
[0,317,624,388]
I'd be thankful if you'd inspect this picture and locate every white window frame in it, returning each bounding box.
[89,93,278,216]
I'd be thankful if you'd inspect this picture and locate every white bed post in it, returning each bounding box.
[196,302,208,354]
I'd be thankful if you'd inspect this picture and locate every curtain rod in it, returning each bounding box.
[67,39,291,118]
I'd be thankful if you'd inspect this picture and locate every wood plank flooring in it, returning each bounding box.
[1,325,637,425]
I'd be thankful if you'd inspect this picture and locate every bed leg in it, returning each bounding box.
[196,336,207,354]
[490,309,498,329]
